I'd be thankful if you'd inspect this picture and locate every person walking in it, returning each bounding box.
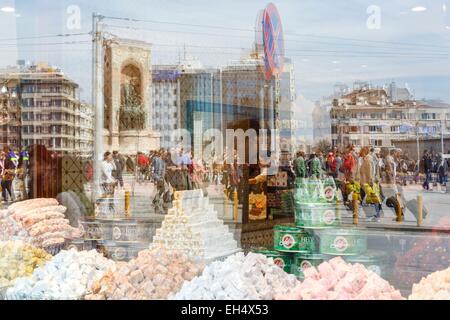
[437,153,448,193]
[101,152,117,197]
[152,150,168,214]
[335,151,344,181]
[385,150,396,185]
[422,150,433,190]
[1,147,17,203]
[293,151,307,179]
[112,151,125,188]
[363,179,384,222]
[137,152,150,184]
[326,152,337,179]
[343,147,356,181]
[310,152,322,178]
[126,155,135,174]
[359,147,373,186]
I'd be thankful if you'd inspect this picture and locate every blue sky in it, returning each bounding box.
[1,0,450,105]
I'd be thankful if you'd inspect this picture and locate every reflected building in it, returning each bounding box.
[277,58,296,152]
[178,59,222,152]
[0,63,93,156]
[313,83,348,142]
[331,83,450,153]
[152,65,181,150]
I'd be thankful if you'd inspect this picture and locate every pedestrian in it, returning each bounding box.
[152,150,169,214]
[385,150,396,185]
[345,178,362,206]
[310,152,322,178]
[1,147,17,203]
[438,153,448,193]
[422,150,433,190]
[317,151,327,173]
[363,179,384,222]
[326,152,337,178]
[125,155,134,173]
[293,151,307,179]
[229,151,243,199]
[137,152,150,184]
[343,147,356,181]
[335,151,344,181]
[101,151,117,197]
[359,147,373,186]
[16,147,29,201]
[112,151,125,188]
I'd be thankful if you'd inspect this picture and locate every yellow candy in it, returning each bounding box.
[0,241,52,286]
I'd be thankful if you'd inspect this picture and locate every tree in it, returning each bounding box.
[315,138,332,154]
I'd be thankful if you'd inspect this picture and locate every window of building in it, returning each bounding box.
[331,125,338,134]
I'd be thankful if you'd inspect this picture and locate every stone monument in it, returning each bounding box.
[103,38,160,154]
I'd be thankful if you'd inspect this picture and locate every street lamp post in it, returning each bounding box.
[416,121,420,162]
[92,13,105,201]
[441,113,445,155]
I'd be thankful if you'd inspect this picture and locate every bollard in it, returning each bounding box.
[233,189,239,222]
[124,191,131,218]
[417,194,423,226]
[395,193,404,222]
[352,192,359,225]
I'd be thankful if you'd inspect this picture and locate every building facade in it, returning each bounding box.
[313,84,349,142]
[278,58,296,152]
[330,85,450,151]
[152,65,181,150]
[0,63,94,156]
[0,74,21,151]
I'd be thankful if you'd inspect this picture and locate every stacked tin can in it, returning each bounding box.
[289,177,341,278]
[295,178,387,279]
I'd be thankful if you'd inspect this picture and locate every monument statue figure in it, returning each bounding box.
[120,83,145,131]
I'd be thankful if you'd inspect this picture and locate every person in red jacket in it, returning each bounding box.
[327,152,337,178]
[343,146,356,181]
[137,152,150,183]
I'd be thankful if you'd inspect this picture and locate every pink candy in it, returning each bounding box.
[276,257,404,300]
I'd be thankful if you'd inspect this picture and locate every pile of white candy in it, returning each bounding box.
[6,249,115,300]
[152,190,239,262]
[409,267,450,300]
[172,252,299,300]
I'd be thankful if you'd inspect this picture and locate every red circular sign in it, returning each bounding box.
[263,3,285,80]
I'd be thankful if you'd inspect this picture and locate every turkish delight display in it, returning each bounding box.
[172,252,299,300]
[151,190,240,261]
[6,249,115,300]
[0,211,31,242]
[3,198,82,250]
[409,267,450,300]
[0,241,52,287]
[85,248,204,300]
[276,257,404,300]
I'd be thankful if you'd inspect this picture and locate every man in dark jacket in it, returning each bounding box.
[422,150,433,190]
[152,150,168,214]
[112,151,125,188]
